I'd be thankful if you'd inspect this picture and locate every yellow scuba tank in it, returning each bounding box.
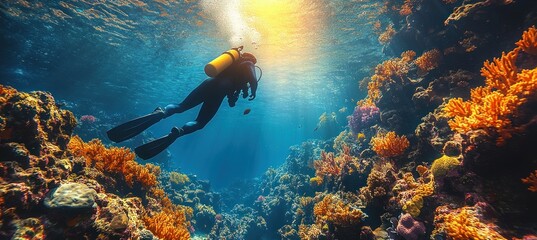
[204,46,243,77]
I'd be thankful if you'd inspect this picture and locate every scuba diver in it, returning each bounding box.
[107,47,260,160]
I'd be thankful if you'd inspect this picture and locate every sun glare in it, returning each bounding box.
[240,0,327,68]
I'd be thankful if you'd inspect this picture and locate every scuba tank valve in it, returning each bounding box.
[204,46,243,77]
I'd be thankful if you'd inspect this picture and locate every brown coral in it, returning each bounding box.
[370,131,410,158]
[521,170,537,192]
[516,26,537,55]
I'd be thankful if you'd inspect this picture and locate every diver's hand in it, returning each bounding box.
[242,91,248,98]
[248,94,256,101]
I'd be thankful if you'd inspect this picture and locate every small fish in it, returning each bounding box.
[243,108,251,115]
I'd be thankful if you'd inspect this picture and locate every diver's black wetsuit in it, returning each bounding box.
[164,60,258,135]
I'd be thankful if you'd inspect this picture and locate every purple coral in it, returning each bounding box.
[396,213,426,240]
[347,105,380,133]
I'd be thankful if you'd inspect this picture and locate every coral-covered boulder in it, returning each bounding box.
[44,182,97,210]
[0,85,76,157]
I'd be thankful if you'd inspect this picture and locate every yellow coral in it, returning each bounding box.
[313,194,365,226]
[393,167,434,218]
[431,155,460,179]
[522,170,537,192]
[169,171,190,186]
[516,26,537,55]
[370,131,410,158]
[309,176,323,186]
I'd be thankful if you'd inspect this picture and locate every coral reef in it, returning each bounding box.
[0,85,191,239]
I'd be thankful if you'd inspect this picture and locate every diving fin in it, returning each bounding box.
[107,108,166,143]
[135,127,183,160]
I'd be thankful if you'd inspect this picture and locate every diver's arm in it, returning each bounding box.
[240,61,257,100]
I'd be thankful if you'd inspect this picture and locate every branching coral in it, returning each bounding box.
[143,206,191,240]
[370,131,410,158]
[433,206,507,239]
[415,49,442,74]
[68,136,159,188]
[169,171,190,186]
[313,193,366,227]
[521,170,537,192]
[444,27,537,144]
[313,145,358,183]
[365,51,415,104]
[516,26,537,55]
[298,223,322,240]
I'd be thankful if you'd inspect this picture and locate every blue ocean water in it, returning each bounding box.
[0,0,383,188]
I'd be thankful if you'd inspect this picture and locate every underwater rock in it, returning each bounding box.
[44,182,97,210]
[11,218,45,240]
[0,142,30,167]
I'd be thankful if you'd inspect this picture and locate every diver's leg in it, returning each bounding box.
[134,94,224,160]
[181,94,225,135]
[164,79,213,116]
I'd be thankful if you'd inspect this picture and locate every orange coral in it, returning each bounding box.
[370,131,410,158]
[313,194,365,226]
[435,206,507,240]
[516,26,537,55]
[443,27,537,144]
[378,24,396,44]
[415,49,442,73]
[399,0,413,16]
[68,136,159,188]
[143,207,191,240]
[366,51,414,103]
[522,170,537,192]
[313,145,358,181]
[482,50,519,92]
[0,85,17,105]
